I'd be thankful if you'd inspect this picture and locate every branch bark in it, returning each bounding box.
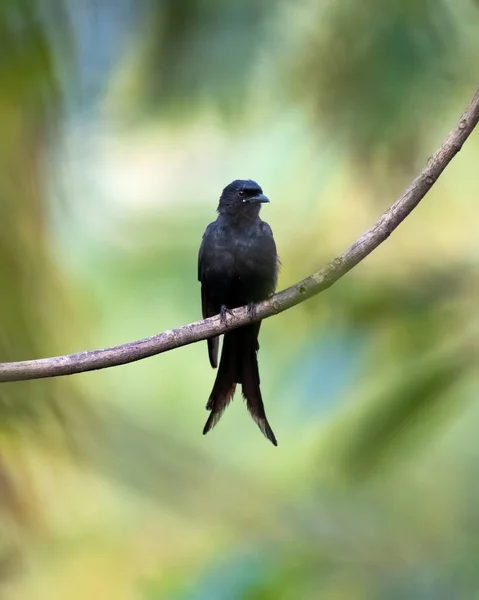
[2,88,479,383]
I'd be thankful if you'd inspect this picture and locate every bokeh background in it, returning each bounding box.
[1,1,478,598]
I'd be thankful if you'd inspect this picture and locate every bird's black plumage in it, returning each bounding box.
[198,179,279,445]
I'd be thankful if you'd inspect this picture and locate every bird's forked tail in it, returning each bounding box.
[203,324,277,446]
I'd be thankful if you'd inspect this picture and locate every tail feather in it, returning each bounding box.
[207,336,219,369]
[203,384,236,435]
[240,327,277,446]
[203,324,277,446]
[203,333,237,435]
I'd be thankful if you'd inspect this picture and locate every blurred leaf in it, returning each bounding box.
[0,0,87,558]
[324,346,473,480]
[112,0,278,120]
[294,0,465,170]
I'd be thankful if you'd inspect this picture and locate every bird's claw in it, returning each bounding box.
[220,305,234,325]
[247,302,257,320]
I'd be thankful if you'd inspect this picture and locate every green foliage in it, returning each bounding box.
[294,0,464,168]
[0,1,477,598]
[0,0,82,551]
[117,0,278,119]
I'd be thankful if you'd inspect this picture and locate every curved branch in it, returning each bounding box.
[2,88,479,383]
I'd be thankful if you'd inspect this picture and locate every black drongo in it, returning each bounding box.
[198,179,279,445]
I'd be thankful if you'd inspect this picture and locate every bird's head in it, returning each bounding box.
[217,179,270,216]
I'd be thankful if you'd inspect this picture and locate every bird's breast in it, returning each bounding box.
[220,228,270,269]
[201,222,277,308]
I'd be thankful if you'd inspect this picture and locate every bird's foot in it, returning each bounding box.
[220,304,234,326]
[247,302,257,320]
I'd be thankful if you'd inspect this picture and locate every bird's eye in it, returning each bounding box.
[238,190,245,197]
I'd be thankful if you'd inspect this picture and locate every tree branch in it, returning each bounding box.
[2,88,479,383]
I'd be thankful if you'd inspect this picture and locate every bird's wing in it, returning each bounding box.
[198,222,211,281]
[201,286,219,369]
[260,221,276,253]
[198,223,219,368]
[260,220,281,287]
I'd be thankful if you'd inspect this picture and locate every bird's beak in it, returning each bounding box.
[248,193,270,204]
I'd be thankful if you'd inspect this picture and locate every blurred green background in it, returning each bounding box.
[0,1,478,598]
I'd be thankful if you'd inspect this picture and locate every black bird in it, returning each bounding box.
[198,179,279,446]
